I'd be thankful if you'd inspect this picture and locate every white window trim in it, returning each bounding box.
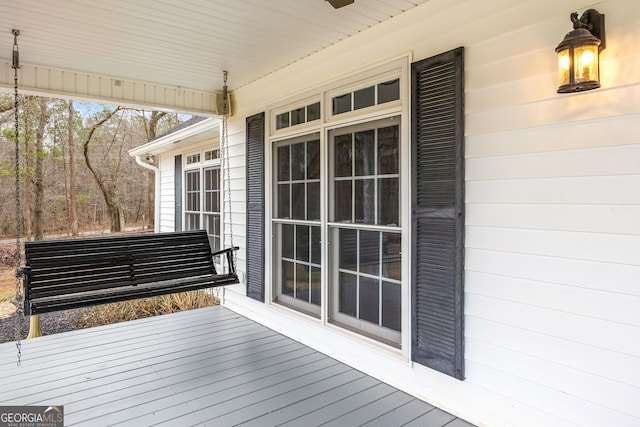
[264,56,412,359]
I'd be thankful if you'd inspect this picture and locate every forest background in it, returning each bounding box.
[0,94,188,240]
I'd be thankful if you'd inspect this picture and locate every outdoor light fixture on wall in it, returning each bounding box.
[555,9,605,93]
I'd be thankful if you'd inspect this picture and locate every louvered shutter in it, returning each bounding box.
[246,112,266,301]
[174,155,182,232]
[411,47,465,379]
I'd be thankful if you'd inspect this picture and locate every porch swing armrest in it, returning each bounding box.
[16,266,31,277]
[211,246,239,257]
[212,246,239,274]
[17,266,31,316]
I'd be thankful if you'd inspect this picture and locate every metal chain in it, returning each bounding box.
[12,29,24,366]
[222,71,235,273]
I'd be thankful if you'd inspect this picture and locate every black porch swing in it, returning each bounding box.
[10,31,238,362]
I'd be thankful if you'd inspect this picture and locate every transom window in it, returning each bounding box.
[276,102,321,130]
[186,153,200,165]
[332,79,399,115]
[204,149,219,161]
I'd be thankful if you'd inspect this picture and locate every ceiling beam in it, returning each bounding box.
[0,61,219,116]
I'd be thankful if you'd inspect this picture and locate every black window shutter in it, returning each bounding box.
[246,112,265,302]
[174,154,183,232]
[411,47,465,380]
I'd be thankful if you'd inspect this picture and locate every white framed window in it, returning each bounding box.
[184,150,222,255]
[272,133,322,316]
[268,59,408,348]
[328,117,402,345]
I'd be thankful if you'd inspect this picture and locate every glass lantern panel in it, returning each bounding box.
[557,48,571,87]
[574,45,598,83]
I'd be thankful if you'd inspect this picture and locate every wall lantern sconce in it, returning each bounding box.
[555,9,605,93]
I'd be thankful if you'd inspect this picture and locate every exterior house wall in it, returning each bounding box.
[154,0,640,425]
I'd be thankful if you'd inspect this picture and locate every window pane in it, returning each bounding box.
[335,181,352,222]
[334,134,352,177]
[291,143,306,180]
[355,130,375,176]
[307,140,320,179]
[296,264,310,302]
[192,192,200,211]
[359,230,379,276]
[205,168,219,190]
[339,228,357,271]
[355,179,375,224]
[377,79,399,104]
[282,224,294,259]
[204,213,215,235]
[291,183,306,220]
[333,93,351,115]
[339,272,357,316]
[307,182,320,221]
[378,125,399,174]
[278,146,290,181]
[214,215,221,238]
[185,213,199,230]
[204,214,221,251]
[311,226,321,265]
[382,232,401,281]
[359,276,379,324]
[278,184,290,219]
[212,190,220,213]
[291,107,305,126]
[307,102,320,121]
[282,261,295,297]
[354,85,375,110]
[276,112,290,130]
[382,281,401,331]
[378,178,399,226]
[310,266,321,306]
[205,193,212,212]
[296,225,309,262]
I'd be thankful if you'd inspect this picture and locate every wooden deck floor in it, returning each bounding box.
[0,306,474,426]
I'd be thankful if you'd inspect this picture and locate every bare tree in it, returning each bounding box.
[82,106,125,232]
[144,111,165,228]
[33,98,52,240]
[67,101,79,236]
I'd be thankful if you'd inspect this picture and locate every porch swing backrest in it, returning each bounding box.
[19,230,238,316]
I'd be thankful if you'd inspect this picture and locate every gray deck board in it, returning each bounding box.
[361,399,436,426]
[0,305,474,427]
[404,408,457,426]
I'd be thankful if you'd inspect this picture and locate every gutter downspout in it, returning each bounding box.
[135,155,160,233]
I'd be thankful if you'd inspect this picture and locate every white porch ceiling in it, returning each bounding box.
[0,0,429,114]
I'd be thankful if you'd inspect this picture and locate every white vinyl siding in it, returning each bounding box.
[158,154,176,233]
[174,1,640,426]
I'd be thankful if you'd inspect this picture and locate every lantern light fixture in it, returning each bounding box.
[555,9,605,93]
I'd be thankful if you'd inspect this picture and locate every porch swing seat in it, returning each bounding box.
[18,230,238,316]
